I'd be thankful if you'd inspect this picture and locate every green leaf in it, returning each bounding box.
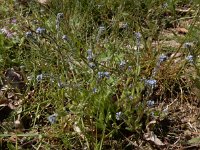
[7,142,16,150]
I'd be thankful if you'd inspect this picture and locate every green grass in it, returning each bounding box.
[0,0,200,149]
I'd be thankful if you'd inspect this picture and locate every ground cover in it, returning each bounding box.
[0,0,200,149]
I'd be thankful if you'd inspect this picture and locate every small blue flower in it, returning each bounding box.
[87,49,93,55]
[36,74,43,82]
[98,71,110,79]
[162,2,168,8]
[99,26,105,32]
[159,54,167,63]
[62,35,69,41]
[116,112,122,120]
[87,49,94,61]
[186,55,193,63]
[36,27,46,34]
[93,88,98,93]
[47,113,58,124]
[147,100,155,107]
[119,60,126,68]
[87,55,93,61]
[135,32,142,48]
[98,72,104,79]
[145,79,157,89]
[135,32,142,40]
[104,72,110,78]
[25,31,32,38]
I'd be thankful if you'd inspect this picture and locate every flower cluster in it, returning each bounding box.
[86,49,96,68]
[145,79,157,89]
[98,71,110,79]
[147,100,155,107]
[186,55,193,63]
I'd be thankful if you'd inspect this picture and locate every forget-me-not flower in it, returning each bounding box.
[36,74,43,82]
[87,49,94,61]
[186,55,193,63]
[158,54,167,63]
[36,27,46,34]
[98,71,110,79]
[147,100,155,107]
[47,113,58,124]
[116,112,122,120]
[145,79,157,89]
[135,32,142,47]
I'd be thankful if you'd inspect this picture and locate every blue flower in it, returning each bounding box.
[47,113,58,124]
[36,74,43,82]
[145,79,157,89]
[99,26,105,32]
[135,32,142,48]
[159,54,167,63]
[162,3,168,8]
[92,88,98,93]
[87,49,93,55]
[98,72,110,79]
[62,35,69,41]
[104,72,110,78]
[116,112,122,120]
[25,31,32,38]
[87,49,94,61]
[147,100,155,107]
[36,27,46,34]
[87,55,93,61]
[98,72,104,79]
[119,60,126,68]
[135,32,142,40]
[186,55,193,63]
